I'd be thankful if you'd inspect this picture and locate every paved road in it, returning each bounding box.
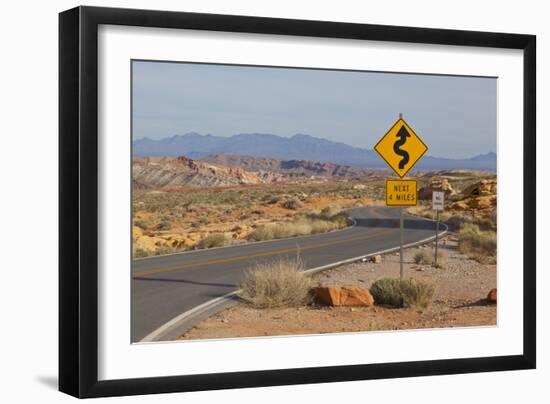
[132,206,442,342]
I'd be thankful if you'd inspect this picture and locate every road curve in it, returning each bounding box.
[132,206,444,342]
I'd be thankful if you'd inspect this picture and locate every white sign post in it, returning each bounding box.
[432,191,445,266]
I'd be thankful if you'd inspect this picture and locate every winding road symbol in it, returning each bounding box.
[393,126,411,170]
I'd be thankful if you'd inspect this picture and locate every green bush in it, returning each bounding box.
[239,257,313,308]
[369,278,404,307]
[370,278,435,309]
[196,233,227,249]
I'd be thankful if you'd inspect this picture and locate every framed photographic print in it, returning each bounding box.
[59,6,536,398]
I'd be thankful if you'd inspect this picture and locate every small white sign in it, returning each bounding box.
[432,191,445,211]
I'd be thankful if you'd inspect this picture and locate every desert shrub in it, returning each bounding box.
[445,215,470,231]
[247,210,349,243]
[267,195,282,204]
[260,193,274,202]
[271,222,307,238]
[370,278,403,307]
[458,224,496,262]
[248,227,275,241]
[475,217,496,231]
[370,278,435,309]
[329,212,349,227]
[309,220,333,234]
[432,250,448,268]
[414,250,431,265]
[318,205,341,220]
[153,246,177,256]
[399,278,435,309]
[307,207,349,227]
[134,220,149,230]
[134,248,150,258]
[444,214,496,232]
[413,250,447,267]
[239,257,313,308]
[282,198,303,210]
[196,233,227,249]
[156,221,172,231]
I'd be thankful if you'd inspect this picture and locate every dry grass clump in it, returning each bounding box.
[458,223,496,263]
[248,210,350,242]
[248,226,275,241]
[369,278,435,309]
[281,198,303,210]
[414,250,432,265]
[134,248,150,258]
[133,245,180,258]
[156,221,172,230]
[134,219,149,230]
[239,257,313,308]
[444,214,496,232]
[413,249,447,268]
[432,250,448,268]
[400,279,435,309]
[196,233,228,249]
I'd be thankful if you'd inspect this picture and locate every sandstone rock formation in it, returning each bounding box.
[311,286,374,306]
[418,177,458,200]
[132,156,278,188]
[487,288,497,304]
[462,179,497,198]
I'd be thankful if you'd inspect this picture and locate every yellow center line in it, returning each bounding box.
[134,227,397,278]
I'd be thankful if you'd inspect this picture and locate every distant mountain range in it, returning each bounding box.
[133,132,496,172]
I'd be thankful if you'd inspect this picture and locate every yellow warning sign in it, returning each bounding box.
[386,179,417,206]
[374,118,428,178]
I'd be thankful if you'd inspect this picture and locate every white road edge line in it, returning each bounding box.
[139,221,448,343]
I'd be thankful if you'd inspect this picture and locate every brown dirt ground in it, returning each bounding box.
[179,236,496,340]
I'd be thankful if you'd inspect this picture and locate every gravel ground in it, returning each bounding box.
[179,235,496,340]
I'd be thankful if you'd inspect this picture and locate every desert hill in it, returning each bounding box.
[201,154,380,177]
[133,154,386,189]
[132,156,284,188]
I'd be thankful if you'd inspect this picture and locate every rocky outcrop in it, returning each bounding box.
[132,156,279,188]
[418,178,458,200]
[201,154,378,177]
[311,286,374,306]
[462,179,497,198]
[447,179,497,215]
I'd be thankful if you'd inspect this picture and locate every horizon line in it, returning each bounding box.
[132,132,496,160]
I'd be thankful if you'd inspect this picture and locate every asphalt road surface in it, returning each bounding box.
[132,206,442,342]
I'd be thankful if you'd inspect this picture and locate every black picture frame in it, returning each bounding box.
[59,5,536,398]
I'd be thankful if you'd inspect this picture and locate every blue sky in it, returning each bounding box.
[132,60,496,159]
